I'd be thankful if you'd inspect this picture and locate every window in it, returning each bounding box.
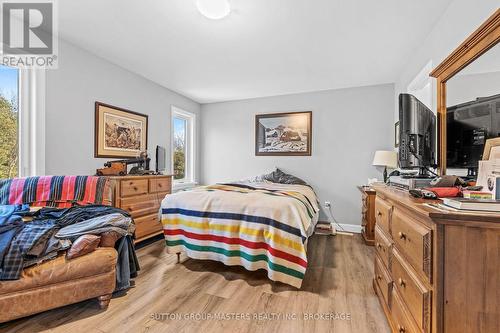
[0,65,19,178]
[171,107,195,186]
[0,67,45,178]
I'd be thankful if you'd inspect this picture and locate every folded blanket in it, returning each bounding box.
[0,176,110,207]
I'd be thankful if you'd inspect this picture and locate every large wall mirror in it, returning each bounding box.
[430,9,500,176]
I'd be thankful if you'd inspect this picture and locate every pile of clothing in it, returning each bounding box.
[0,204,139,291]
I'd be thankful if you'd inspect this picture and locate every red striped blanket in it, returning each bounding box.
[161,182,319,288]
[0,176,111,207]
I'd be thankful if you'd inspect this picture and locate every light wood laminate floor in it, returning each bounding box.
[0,234,390,333]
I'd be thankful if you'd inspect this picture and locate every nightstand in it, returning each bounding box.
[357,186,376,245]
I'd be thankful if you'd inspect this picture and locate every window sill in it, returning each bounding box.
[172,181,198,192]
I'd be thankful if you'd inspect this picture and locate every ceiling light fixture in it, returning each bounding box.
[196,0,230,20]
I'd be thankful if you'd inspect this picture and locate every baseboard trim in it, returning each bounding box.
[317,221,362,234]
[335,223,362,234]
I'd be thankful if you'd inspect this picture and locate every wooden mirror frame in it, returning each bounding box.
[430,9,500,175]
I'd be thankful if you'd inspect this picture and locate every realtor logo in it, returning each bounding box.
[1,0,58,68]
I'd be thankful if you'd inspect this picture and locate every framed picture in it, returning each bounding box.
[95,102,148,158]
[255,111,312,156]
[483,137,500,160]
[394,121,400,148]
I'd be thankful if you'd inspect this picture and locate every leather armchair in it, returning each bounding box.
[0,248,117,323]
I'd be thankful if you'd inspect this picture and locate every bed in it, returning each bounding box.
[160,171,319,288]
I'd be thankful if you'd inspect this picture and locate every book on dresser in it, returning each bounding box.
[442,197,500,212]
[461,190,493,200]
[109,174,172,242]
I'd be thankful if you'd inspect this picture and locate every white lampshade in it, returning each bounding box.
[372,150,398,169]
[196,0,231,20]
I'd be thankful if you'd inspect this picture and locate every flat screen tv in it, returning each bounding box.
[447,93,500,172]
[156,145,166,173]
[398,93,436,172]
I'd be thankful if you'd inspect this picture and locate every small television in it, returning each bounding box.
[156,145,166,173]
[398,93,436,175]
[447,93,500,175]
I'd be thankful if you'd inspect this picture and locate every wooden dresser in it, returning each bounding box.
[109,175,172,242]
[372,185,499,333]
[358,186,376,245]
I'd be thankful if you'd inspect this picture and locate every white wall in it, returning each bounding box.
[200,84,395,228]
[395,0,499,116]
[45,40,201,177]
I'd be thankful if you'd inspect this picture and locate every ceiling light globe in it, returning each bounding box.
[196,0,230,20]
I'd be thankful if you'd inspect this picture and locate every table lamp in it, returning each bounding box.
[372,150,398,182]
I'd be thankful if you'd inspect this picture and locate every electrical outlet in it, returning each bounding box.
[324,201,331,208]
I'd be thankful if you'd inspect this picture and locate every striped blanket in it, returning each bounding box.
[161,181,319,288]
[0,176,111,207]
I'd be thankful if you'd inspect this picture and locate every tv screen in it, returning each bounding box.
[156,145,166,173]
[447,93,500,170]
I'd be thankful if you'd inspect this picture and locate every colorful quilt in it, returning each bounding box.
[0,176,111,207]
[161,181,319,288]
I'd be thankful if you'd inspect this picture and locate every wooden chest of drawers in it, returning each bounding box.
[372,185,500,333]
[109,175,172,242]
[358,186,376,245]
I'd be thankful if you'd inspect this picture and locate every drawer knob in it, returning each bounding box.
[398,278,406,288]
[398,232,407,240]
[377,211,382,216]
[397,325,406,333]
[377,275,382,281]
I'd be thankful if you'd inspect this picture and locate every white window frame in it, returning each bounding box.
[171,106,196,190]
[0,15,47,177]
[18,68,46,177]
[0,65,45,178]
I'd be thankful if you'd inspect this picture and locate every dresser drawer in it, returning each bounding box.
[374,255,392,307]
[134,213,163,240]
[120,179,149,197]
[392,209,432,282]
[392,249,431,333]
[150,177,171,193]
[391,288,419,333]
[120,193,160,218]
[375,197,392,235]
[375,226,392,270]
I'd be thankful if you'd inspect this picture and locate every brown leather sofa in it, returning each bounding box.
[0,175,123,323]
[0,247,117,323]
